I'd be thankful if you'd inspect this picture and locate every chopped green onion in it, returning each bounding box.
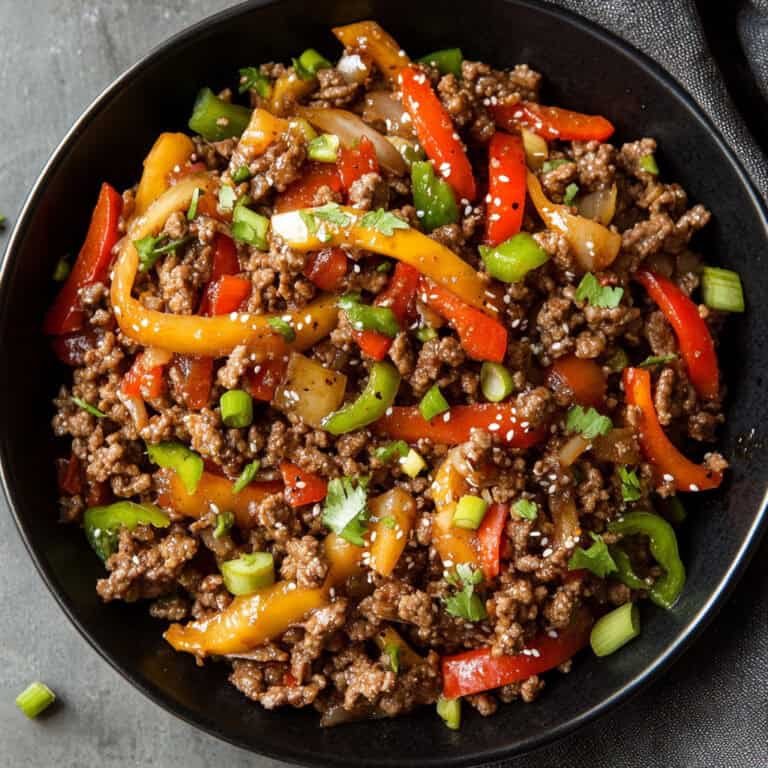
[479,232,549,283]
[590,602,640,657]
[419,384,450,421]
[563,183,579,205]
[188,87,252,142]
[187,187,203,220]
[606,347,629,372]
[220,552,275,595]
[15,682,56,719]
[417,48,463,77]
[436,695,461,730]
[307,133,340,163]
[232,165,251,184]
[218,184,237,212]
[293,48,332,79]
[701,266,745,313]
[374,440,409,464]
[233,460,261,494]
[639,154,659,175]
[384,643,400,673]
[638,353,678,368]
[146,441,204,494]
[220,389,254,428]
[541,158,570,173]
[338,294,400,337]
[84,501,170,561]
[452,495,488,530]
[71,396,106,418]
[415,326,438,343]
[267,316,296,342]
[400,448,426,478]
[512,498,538,520]
[238,66,272,97]
[213,510,235,539]
[52,257,70,282]
[387,136,426,167]
[480,361,514,402]
[232,204,269,249]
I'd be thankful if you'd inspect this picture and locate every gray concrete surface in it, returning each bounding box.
[0,2,766,767]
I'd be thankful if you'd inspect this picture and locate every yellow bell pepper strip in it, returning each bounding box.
[155,468,282,529]
[110,175,339,358]
[526,171,621,272]
[270,204,497,314]
[367,487,416,577]
[238,108,288,156]
[133,133,195,218]
[332,21,410,83]
[269,70,316,116]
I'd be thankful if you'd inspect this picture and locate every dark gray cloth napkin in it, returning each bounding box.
[549,0,768,202]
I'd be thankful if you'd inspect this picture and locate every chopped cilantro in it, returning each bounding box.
[233,460,261,494]
[563,183,579,205]
[360,208,410,236]
[238,66,271,97]
[566,405,613,439]
[134,234,192,273]
[618,467,642,502]
[322,476,369,546]
[574,272,624,309]
[444,564,487,622]
[72,396,107,418]
[638,353,678,368]
[567,532,617,577]
[512,499,538,520]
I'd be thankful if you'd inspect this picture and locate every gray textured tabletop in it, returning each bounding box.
[0,2,766,767]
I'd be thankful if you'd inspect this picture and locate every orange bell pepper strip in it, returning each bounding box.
[245,359,287,402]
[420,278,507,362]
[304,247,348,291]
[110,175,339,358]
[270,205,496,314]
[545,354,606,407]
[274,162,344,213]
[133,132,195,218]
[623,367,723,492]
[239,108,289,154]
[476,503,509,579]
[279,462,328,507]
[156,467,282,529]
[376,402,547,447]
[399,65,477,202]
[526,171,620,272]
[122,352,166,399]
[354,262,420,361]
[635,270,719,400]
[332,20,410,83]
[44,182,123,335]
[366,487,417,577]
[442,607,594,698]
[485,132,527,246]
[338,135,379,191]
[492,101,615,142]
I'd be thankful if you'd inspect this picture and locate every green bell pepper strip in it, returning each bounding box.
[339,294,400,338]
[608,511,685,609]
[84,501,170,561]
[479,233,549,283]
[411,161,459,232]
[609,546,650,593]
[188,87,252,142]
[322,362,401,435]
[146,441,204,494]
[417,48,463,78]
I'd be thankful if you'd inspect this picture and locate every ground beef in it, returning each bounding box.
[309,67,361,108]
[280,535,329,588]
[409,337,466,396]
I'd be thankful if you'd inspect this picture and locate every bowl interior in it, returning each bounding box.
[1,0,767,765]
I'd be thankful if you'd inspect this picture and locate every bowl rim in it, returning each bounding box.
[2,0,767,765]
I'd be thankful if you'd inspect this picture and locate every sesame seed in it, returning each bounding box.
[542,547,553,557]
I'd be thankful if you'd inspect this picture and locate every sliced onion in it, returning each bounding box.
[521,128,548,170]
[118,390,148,432]
[363,91,413,138]
[592,428,642,464]
[558,434,590,467]
[577,184,617,226]
[296,106,407,176]
[142,346,174,369]
[337,53,371,84]
[550,496,580,548]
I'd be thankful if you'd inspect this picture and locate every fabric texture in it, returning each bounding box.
[548,0,768,201]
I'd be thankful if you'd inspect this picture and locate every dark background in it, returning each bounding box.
[0,1,764,766]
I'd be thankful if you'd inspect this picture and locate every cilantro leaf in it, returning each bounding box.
[238,66,271,97]
[512,499,538,520]
[638,353,678,368]
[72,396,107,418]
[618,466,641,502]
[311,202,353,228]
[567,532,617,577]
[444,564,487,622]
[360,209,409,236]
[383,643,400,673]
[566,405,613,439]
[574,273,624,309]
[134,234,192,273]
[322,476,369,546]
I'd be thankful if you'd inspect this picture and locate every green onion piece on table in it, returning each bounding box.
[701,267,744,313]
[16,682,56,719]
[322,362,401,435]
[479,233,549,283]
[338,294,400,337]
[307,134,340,163]
[220,389,254,428]
[480,361,514,402]
[232,204,269,249]
[146,441,204,494]
[84,501,170,561]
[417,48,463,77]
[590,602,641,657]
[411,160,459,232]
[220,552,275,595]
[436,695,461,730]
[188,87,252,142]
[452,495,488,530]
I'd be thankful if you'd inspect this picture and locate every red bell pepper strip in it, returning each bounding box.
[420,278,507,362]
[57,452,83,496]
[279,462,328,507]
[338,135,379,191]
[485,132,527,246]
[354,262,421,361]
[122,353,165,399]
[304,247,348,291]
[198,234,240,315]
[208,275,252,316]
[623,367,723,492]
[545,354,606,408]
[635,270,719,400]
[441,607,593,698]
[173,355,214,410]
[399,66,476,202]
[44,182,123,335]
[491,102,615,142]
[375,403,546,447]
[275,162,343,213]
[476,503,509,579]
[245,359,287,402]
[51,329,100,367]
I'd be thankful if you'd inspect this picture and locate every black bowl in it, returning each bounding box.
[2,1,767,765]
